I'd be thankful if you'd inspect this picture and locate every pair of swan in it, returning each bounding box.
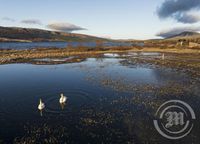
[38,93,67,110]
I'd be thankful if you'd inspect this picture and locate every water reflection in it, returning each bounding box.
[39,110,43,117]
[0,56,199,143]
[60,103,66,110]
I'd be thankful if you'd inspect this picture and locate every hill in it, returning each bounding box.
[166,31,200,40]
[0,26,108,42]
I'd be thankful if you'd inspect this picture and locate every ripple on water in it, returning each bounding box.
[0,88,97,118]
[44,88,96,115]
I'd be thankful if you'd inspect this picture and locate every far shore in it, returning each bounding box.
[0,46,200,64]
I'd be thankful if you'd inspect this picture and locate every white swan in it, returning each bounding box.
[59,93,67,104]
[38,99,45,110]
[162,53,165,60]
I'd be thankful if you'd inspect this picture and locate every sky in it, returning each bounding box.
[0,0,200,39]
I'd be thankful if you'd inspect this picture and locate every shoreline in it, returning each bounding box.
[0,47,200,64]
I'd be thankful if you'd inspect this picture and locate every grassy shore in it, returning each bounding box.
[0,46,200,64]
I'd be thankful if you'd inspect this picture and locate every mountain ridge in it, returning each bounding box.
[0,26,108,42]
[166,31,200,39]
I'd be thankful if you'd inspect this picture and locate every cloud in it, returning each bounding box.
[156,26,200,38]
[175,13,200,23]
[157,0,200,23]
[47,22,86,33]
[2,17,15,22]
[21,19,42,25]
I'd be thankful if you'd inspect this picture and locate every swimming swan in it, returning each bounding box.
[59,93,67,104]
[38,99,45,110]
[162,53,165,60]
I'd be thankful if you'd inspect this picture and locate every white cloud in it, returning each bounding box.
[47,22,86,33]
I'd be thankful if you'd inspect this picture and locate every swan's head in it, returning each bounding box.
[61,93,64,97]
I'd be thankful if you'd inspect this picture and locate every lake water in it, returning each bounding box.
[0,42,68,50]
[0,41,134,50]
[0,55,199,143]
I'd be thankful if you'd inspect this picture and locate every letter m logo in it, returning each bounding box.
[165,112,184,128]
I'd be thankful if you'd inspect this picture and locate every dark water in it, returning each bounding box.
[0,42,68,49]
[0,41,134,50]
[0,55,199,143]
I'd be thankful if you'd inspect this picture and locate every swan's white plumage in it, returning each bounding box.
[38,99,45,110]
[162,53,165,60]
[59,93,67,104]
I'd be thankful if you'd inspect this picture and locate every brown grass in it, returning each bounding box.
[0,46,200,64]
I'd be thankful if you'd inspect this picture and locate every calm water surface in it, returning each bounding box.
[0,56,199,143]
[0,41,133,50]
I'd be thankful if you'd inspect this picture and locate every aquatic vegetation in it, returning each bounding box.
[13,124,69,144]
[121,53,200,80]
[0,52,199,143]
